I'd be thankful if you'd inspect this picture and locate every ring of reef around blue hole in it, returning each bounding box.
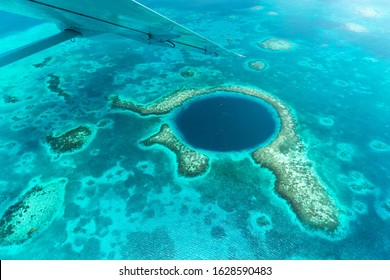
[0,84,343,247]
[110,84,341,234]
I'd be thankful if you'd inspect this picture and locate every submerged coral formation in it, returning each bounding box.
[338,171,375,194]
[352,201,368,215]
[248,211,273,234]
[2,94,21,104]
[46,74,72,103]
[256,215,271,227]
[344,23,368,33]
[258,38,293,51]
[336,143,354,162]
[382,201,390,213]
[369,140,390,152]
[45,126,94,155]
[319,117,334,126]
[356,6,380,18]
[112,85,340,232]
[249,5,264,11]
[140,124,209,177]
[0,178,67,246]
[247,60,267,71]
[33,56,52,68]
[180,69,196,78]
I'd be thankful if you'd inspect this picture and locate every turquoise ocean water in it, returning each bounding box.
[0,0,389,259]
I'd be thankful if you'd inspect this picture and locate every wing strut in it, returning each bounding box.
[0,29,81,67]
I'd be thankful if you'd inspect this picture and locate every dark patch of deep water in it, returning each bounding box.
[174,92,280,152]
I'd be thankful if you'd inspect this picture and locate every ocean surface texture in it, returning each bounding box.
[0,0,389,259]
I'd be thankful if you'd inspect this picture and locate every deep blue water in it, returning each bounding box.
[0,0,390,260]
[174,94,278,152]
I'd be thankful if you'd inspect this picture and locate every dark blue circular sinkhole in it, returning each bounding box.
[173,93,280,152]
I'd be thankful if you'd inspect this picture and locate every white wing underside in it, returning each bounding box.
[0,0,243,66]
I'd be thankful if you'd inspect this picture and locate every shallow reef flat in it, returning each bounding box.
[258,38,294,51]
[111,85,340,232]
[0,177,67,246]
[140,124,209,177]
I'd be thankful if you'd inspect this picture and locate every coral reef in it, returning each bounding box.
[382,201,390,213]
[46,74,72,103]
[319,117,334,126]
[0,178,67,246]
[369,140,390,152]
[256,215,271,227]
[180,69,196,78]
[345,23,368,33]
[338,171,375,194]
[247,60,267,71]
[2,94,20,103]
[140,124,209,177]
[356,6,380,18]
[248,212,273,234]
[336,143,354,162]
[250,6,264,11]
[33,56,52,68]
[112,85,340,231]
[258,38,293,51]
[211,226,227,239]
[46,126,94,155]
[352,201,368,215]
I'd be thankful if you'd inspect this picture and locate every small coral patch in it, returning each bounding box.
[247,60,267,71]
[46,126,94,155]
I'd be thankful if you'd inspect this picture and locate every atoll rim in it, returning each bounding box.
[140,124,210,177]
[112,84,340,232]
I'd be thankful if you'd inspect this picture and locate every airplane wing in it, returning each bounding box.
[0,0,243,67]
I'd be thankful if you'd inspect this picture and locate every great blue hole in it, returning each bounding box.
[173,92,280,152]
